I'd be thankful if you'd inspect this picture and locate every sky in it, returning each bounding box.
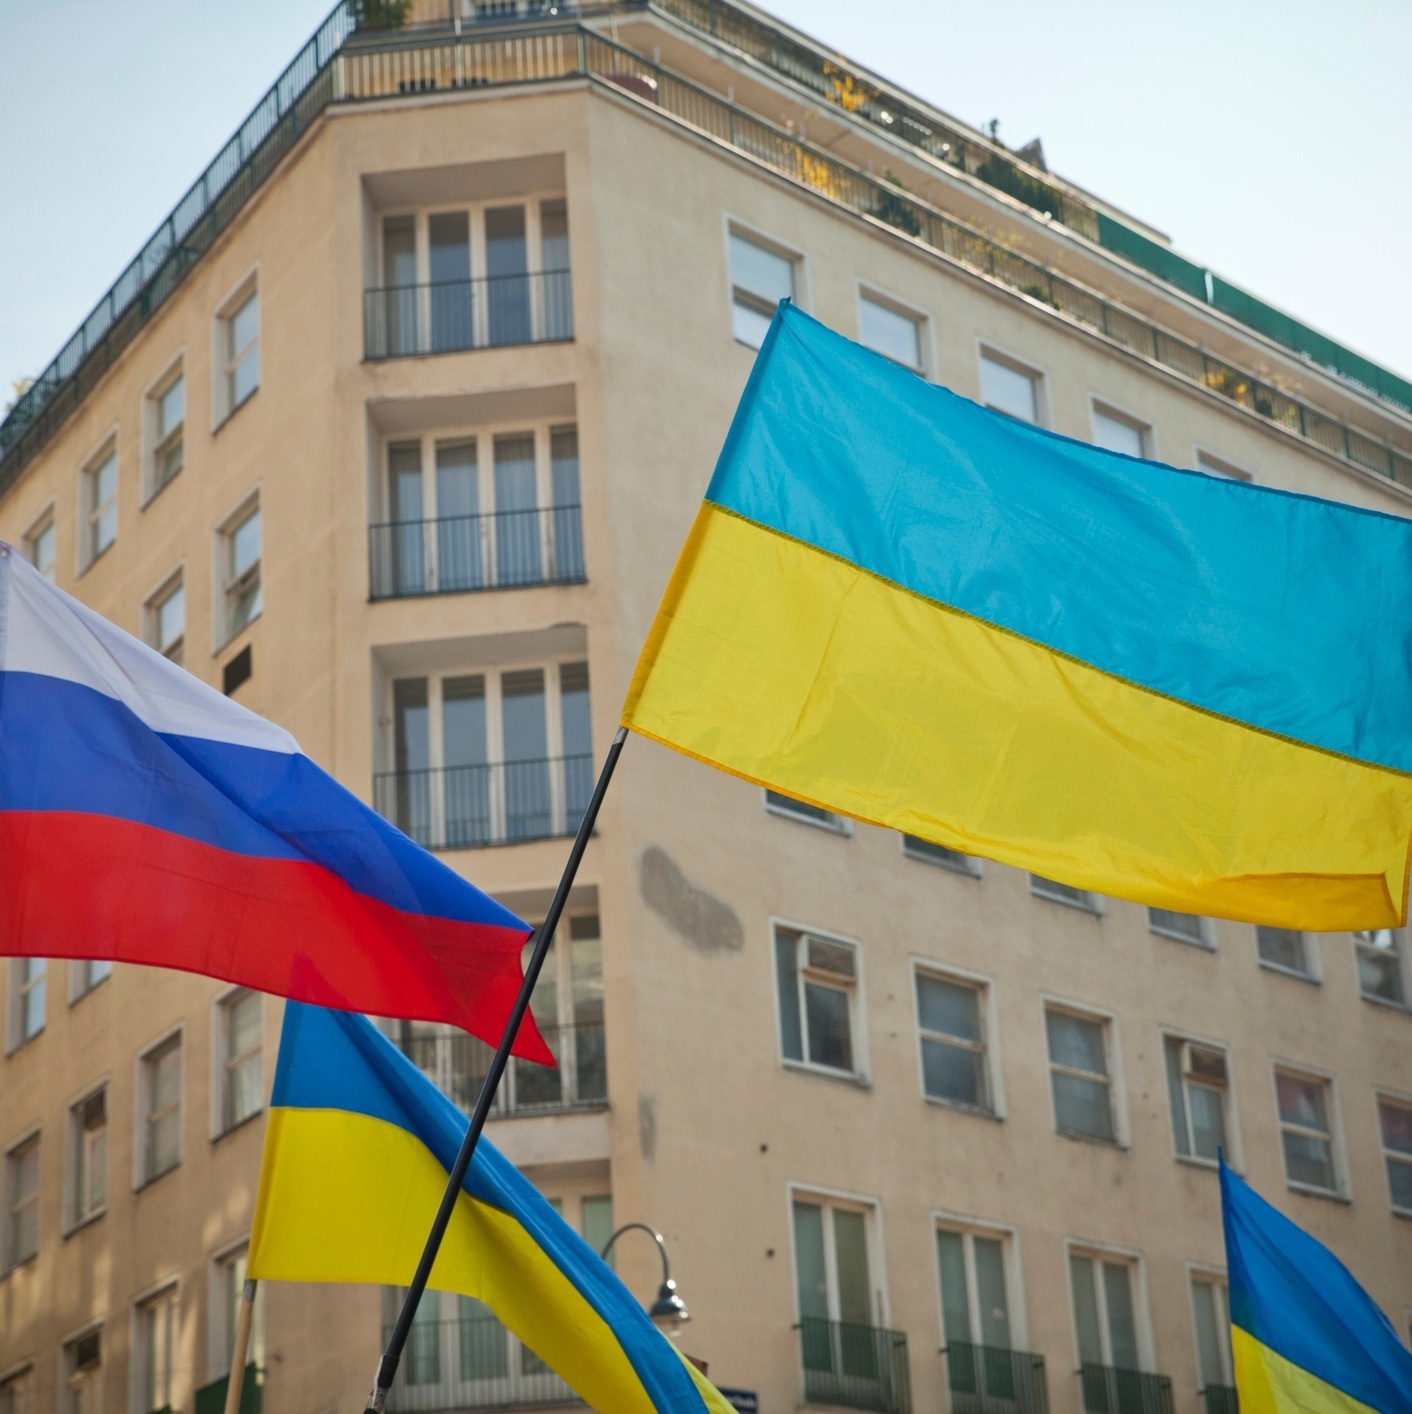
[2,0,1409,406]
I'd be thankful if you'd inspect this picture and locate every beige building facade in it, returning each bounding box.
[3,4,1412,1414]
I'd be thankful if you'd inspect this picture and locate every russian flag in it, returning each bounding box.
[0,544,549,1061]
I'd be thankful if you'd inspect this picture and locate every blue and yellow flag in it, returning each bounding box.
[248,1003,733,1414]
[1221,1161,1412,1413]
[624,303,1412,929]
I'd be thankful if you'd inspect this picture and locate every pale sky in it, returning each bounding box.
[2,0,1409,406]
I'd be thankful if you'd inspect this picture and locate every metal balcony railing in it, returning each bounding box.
[944,1343,1048,1414]
[368,505,585,599]
[374,754,594,850]
[363,269,573,358]
[1200,1387,1238,1414]
[1078,1364,1175,1414]
[385,1315,581,1411]
[798,1316,911,1414]
[193,1367,262,1414]
[396,1019,607,1116]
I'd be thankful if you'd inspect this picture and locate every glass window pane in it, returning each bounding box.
[442,676,487,767]
[776,931,803,1062]
[935,1229,971,1345]
[792,1201,829,1320]
[429,211,470,283]
[541,198,570,271]
[157,377,184,438]
[383,216,416,287]
[560,662,592,760]
[1069,1256,1103,1365]
[922,1038,985,1108]
[229,992,260,1057]
[766,790,835,825]
[1276,1074,1328,1130]
[157,587,184,655]
[393,679,430,773]
[231,292,259,357]
[729,233,793,304]
[231,510,261,578]
[501,669,547,760]
[1053,1073,1114,1141]
[1191,1280,1224,1389]
[1092,411,1145,457]
[1257,927,1307,973]
[1149,908,1205,944]
[917,975,981,1042]
[434,442,480,591]
[1102,1262,1139,1370]
[980,356,1037,423]
[903,834,970,870]
[388,443,424,521]
[580,1194,613,1260]
[859,296,921,369]
[804,981,853,1072]
[832,1209,871,1326]
[493,434,540,582]
[485,206,527,276]
[1187,1085,1226,1162]
[1380,1100,1412,1155]
[1046,1012,1107,1075]
[807,938,855,979]
[1163,1037,1190,1157]
[973,1237,1011,1349]
[1282,1131,1335,1190]
[731,299,774,349]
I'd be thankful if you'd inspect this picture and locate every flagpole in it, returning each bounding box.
[363,726,630,1414]
[222,1280,257,1414]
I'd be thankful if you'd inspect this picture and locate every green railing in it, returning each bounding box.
[193,1365,262,1414]
[1078,1363,1174,1414]
[945,1342,1049,1414]
[1201,1386,1239,1414]
[798,1316,912,1414]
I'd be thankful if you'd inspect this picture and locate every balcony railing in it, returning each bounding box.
[396,1019,606,1116]
[798,1316,911,1414]
[364,269,572,359]
[194,1367,262,1414]
[374,754,593,850]
[369,505,585,600]
[1200,1387,1238,1414]
[945,1343,1048,1414]
[1078,1364,1175,1414]
[385,1314,581,1412]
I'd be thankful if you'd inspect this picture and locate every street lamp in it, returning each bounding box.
[599,1222,690,1335]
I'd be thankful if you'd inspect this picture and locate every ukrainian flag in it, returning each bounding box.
[1221,1161,1412,1413]
[624,303,1412,929]
[248,1003,733,1414]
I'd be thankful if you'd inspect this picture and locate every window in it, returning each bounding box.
[217,990,262,1134]
[1189,1276,1234,1396]
[765,790,847,833]
[148,369,185,497]
[7,958,46,1049]
[776,925,862,1078]
[1091,404,1149,458]
[916,970,992,1112]
[25,509,55,582]
[4,1136,39,1270]
[63,1330,102,1414]
[1163,1037,1229,1164]
[0,1367,34,1414]
[145,575,185,665]
[1195,451,1251,482]
[936,1224,1015,1351]
[1030,875,1099,913]
[211,1247,262,1385]
[1377,1097,1412,1215]
[383,659,592,849]
[221,287,259,419]
[83,444,118,567]
[219,500,261,644]
[1069,1251,1142,1373]
[134,1286,178,1414]
[68,1088,108,1228]
[70,959,112,1003]
[1046,1008,1118,1143]
[139,1035,182,1185]
[1275,1070,1339,1194]
[902,834,977,875]
[1355,929,1408,1007]
[858,291,923,371]
[729,230,795,348]
[1257,927,1315,980]
[979,351,1040,424]
[793,1195,878,1327]
[1148,908,1209,948]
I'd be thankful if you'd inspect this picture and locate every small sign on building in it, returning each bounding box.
[717,1390,759,1414]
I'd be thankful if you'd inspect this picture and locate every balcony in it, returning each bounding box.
[1078,1364,1174,1414]
[374,754,592,850]
[1200,1388,1238,1414]
[944,1343,1048,1414]
[364,269,572,359]
[396,1019,606,1117]
[194,1367,262,1414]
[386,1313,582,1412]
[369,505,585,600]
[798,1317,911,1414]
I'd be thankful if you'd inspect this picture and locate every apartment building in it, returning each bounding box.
[3,3,1412,1414]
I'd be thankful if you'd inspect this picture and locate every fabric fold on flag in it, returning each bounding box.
[0,546,547,1059]
[1221,1160,1412,1414]
[624,302,1412,928]
[249,1002,734,1414]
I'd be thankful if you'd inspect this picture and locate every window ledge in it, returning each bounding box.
[923,1094,1002,1121]
[69,978,111,1007]
[1030,890,1102,916]
[765,803,850,835]
[212,1108,264,1144]
[62,1209,107,1240]
[903,850,981,878]
[1174,1153,1221,1173]
[1285,1180,1350,1204]
[1149,928,1215,950]
[140,473,182,512]
[781,1058,870,1089]
[0,1254,37,1279]
[1258,960,1320,985]
[135,1163,181,1193]
[4,1030,44,1058]
[1359,992,1411,1016]
[215,617,261,657]
[214,385,259,436]
[1055,1126,1127,1151]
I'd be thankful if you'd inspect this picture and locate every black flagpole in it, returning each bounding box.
[363,725,630,1414]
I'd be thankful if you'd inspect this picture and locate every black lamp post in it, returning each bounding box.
[599,1222,690,1335]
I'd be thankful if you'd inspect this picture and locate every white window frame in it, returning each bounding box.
[208,1239,263,1383]
[213,491,262,651]
[1160,1030,1240,1170]
[64,1080,109,1234]
[1256,926,1320,984]
[771,918,869,1085]
[1030,874,1103,915]
[1193,448,1253,483]
[213,269,259,430]
[1353,929,1411,1011]
[724,217,804,349]
[932,1212,1028,1351]
[376,190,569,285]
[1374,1088,1412,1219]
[23,502,57,583]
[976,342,1047,426]
[764,788,850,835]
[142,354,186,504]
[901,833,980,877]
[3,1129,41,1273]
[1089,398,1154,459]
[1147,907,1212,950]
[69,958,112,1005]
[77,433,119,574]
[855,281,930,375]
[59,1323,103,1414]
[1063,1239,1155,1373]
[211,987,263,1139]
[912,960,1004,1118]
[1185,1265,1234,1394]
[1270,1061,1349,1200]
[134,1026,183,1190]
[142,567,186,666]
[785,1181,890,1328]
[130,1279,179,1414]
[6,957,47,1052]
[1042,997,1128,1148]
